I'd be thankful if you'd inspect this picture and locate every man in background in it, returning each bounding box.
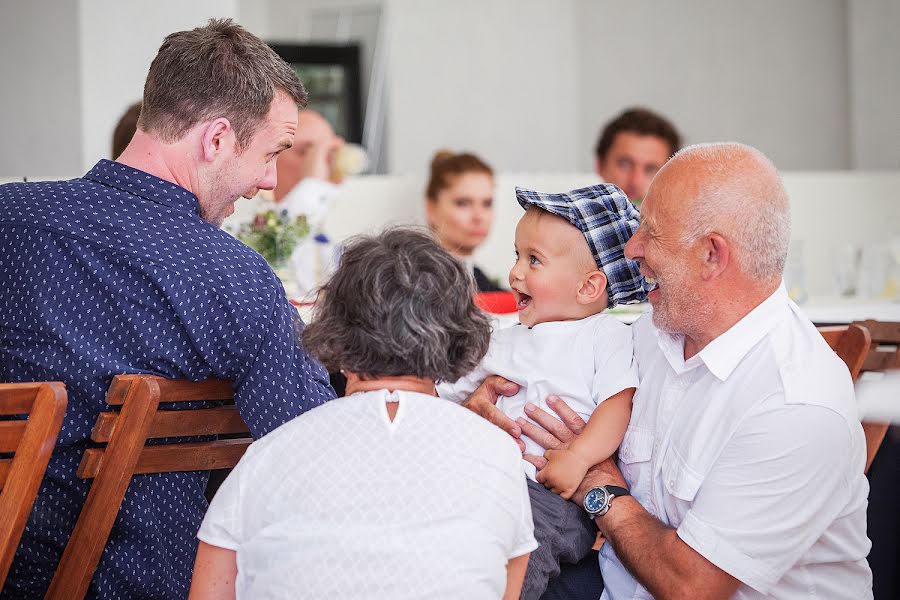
[594,107,681,204]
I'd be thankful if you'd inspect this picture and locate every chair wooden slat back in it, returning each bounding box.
[854,319,900,372]
[45,375,247,600]
[0,382,67,589]
[818,324,871,381]
[851,320,900,472]
[818,324,883,473]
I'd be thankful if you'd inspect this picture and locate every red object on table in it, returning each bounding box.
[474,291,518,314]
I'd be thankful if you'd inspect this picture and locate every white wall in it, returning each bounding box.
[575,0,852,171]
[77,0,238,172]
[3,2,899,176]
[385,0,580,175]
[848,0,900,169]
[0,0,83,176]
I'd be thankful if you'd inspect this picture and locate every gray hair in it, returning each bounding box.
[139,18,307,150]
[302,228,492,382]
[673,142,790,280]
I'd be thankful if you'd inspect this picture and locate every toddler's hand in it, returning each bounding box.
[536,448,592,500]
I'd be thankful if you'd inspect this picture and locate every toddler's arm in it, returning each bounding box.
[536,387,634,499]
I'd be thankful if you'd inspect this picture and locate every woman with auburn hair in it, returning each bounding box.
[190,228,536,600]
[425,150,502,291]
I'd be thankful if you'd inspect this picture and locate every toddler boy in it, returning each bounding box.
[439,184,646,599]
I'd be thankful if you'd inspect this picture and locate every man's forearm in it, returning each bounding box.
[592,497,738,600]
[598,497,690,599]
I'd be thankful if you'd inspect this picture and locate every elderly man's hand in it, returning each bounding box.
[517,396,587,471]
[518,396,629,506]
[462,376,524,452]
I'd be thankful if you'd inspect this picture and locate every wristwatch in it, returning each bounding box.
[583,485,631,517]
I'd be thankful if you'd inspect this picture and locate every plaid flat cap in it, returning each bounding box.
[515,183,646,307]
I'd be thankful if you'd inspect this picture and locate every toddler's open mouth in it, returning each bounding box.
[513,290,532,309]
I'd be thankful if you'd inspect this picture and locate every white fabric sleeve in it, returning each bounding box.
[591,318,639,405]
[510,453,539,559]
[280,178,340,229]
[676,402,856,594]
[196,451,253,551]
[436,341,494,404]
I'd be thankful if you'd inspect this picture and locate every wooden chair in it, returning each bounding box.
[45,375,248,600]
[818,324,871,380]
[818,323,894,472]
[0,383,67,589]
[851,320,900,472]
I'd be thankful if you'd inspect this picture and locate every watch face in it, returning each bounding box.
[584,487,609,513]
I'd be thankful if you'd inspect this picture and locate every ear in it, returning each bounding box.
[595,157,605,178]
[577,270,609,306]
[700,233,730,281]
[200,118,234,163]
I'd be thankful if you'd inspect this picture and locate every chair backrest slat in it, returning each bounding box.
[0,382,67,589]
[46,375,244,600]
[818,324,871,380]
[78,439,252,479]
[863,351,900,372]
[0,459,11,488]
[0,421,27,453]
[0,385,41,416]
[90,407,249,443]
[105,375,233,406]
[855,319,900,344]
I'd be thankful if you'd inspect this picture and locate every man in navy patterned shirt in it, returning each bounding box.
[0,19,335,598]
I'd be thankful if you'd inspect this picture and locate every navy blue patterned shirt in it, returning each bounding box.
[0,160,336,598]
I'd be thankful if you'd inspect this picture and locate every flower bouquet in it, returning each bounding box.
[237,209,310,296]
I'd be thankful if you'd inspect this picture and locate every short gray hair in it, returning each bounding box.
[674,142,790,280]
[139,18,307,150]
[302,228,492,382]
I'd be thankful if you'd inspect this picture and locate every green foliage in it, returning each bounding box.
[237,210,310,265]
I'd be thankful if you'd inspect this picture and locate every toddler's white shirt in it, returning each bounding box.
[439,312,638,480]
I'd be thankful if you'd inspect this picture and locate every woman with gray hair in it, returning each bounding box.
[189,228,536,600]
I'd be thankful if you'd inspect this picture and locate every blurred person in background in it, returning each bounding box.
[271,109,346,299]
[594,107,681,204]
[426,150,502,292]
[111,101,142,159]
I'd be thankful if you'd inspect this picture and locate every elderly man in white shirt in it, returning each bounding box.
[465,142,873,599]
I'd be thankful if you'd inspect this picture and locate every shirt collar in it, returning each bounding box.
[697,283,790,381]
[654,282,790,381]
[83,159,200,216]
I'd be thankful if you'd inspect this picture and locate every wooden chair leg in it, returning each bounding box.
[45,378,160,600]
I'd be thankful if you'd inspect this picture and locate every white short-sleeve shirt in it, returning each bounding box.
[198,390,537,599]
[601,285,873,600]
[438,313,638,480]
